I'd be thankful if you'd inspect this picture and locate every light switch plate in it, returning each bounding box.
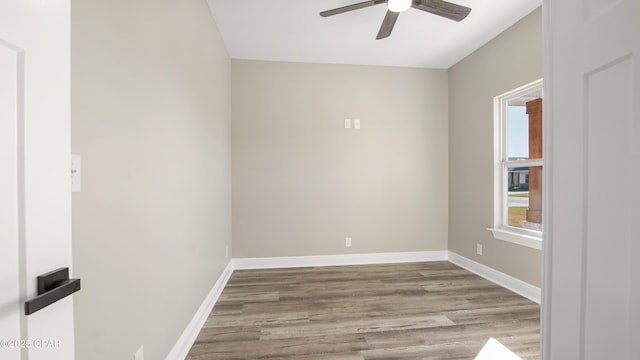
[71,154,81,193]
[344,118,351,129]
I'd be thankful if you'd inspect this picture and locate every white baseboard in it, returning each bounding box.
[166,261,234,360]
[448,252,541,304]
[230,250,449,270]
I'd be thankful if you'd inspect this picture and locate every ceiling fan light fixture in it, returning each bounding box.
[387,0,411,12]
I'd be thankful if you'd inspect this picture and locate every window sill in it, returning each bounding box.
[488,227,542,250]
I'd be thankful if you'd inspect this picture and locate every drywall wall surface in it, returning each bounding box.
[448,7,543,286]
[71,1,231,359]
[232,60,448,258]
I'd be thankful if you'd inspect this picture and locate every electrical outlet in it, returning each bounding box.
[225,246,229,258]
[134,346,144,360]
[476,244,483,256]
[345,237,352,247]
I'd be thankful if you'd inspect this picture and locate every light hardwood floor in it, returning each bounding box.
[186,261,540,359]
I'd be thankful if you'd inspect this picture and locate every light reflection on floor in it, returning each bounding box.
[475,338,522,360]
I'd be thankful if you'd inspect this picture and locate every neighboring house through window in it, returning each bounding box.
[490,79,543,249]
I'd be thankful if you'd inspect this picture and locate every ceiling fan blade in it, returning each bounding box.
[320,0,387,17]
[411,0,471,22]
[376,10,400,40]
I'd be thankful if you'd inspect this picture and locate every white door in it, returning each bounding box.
[543,0,639,359]
[0,1,74,360]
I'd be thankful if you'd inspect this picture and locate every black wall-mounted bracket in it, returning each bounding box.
[24,267,81,315]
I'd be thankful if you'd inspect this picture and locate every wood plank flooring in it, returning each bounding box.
[186,261,540,360]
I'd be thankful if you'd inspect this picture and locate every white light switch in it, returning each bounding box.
[71,154,81,193]
[344,118,351,129]
[354,119,361,129]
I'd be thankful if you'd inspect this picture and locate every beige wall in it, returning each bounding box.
[448,7,543,286]
[232,60,448,257]
[71,1,231,359]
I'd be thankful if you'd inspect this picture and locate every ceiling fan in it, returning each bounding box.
[320,0,472,40]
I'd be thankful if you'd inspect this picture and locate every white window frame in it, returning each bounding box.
[489,79,543,250]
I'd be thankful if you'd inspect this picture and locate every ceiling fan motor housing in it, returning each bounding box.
[388,0,412,12]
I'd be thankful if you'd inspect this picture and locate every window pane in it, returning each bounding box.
[507,165,542,231]
[507,105,529,159]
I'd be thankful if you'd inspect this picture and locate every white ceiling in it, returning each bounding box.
[206,0,541,69]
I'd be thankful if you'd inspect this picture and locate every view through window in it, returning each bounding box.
[500,82,543,233]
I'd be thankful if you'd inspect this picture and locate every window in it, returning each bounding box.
[490,80,543,249]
